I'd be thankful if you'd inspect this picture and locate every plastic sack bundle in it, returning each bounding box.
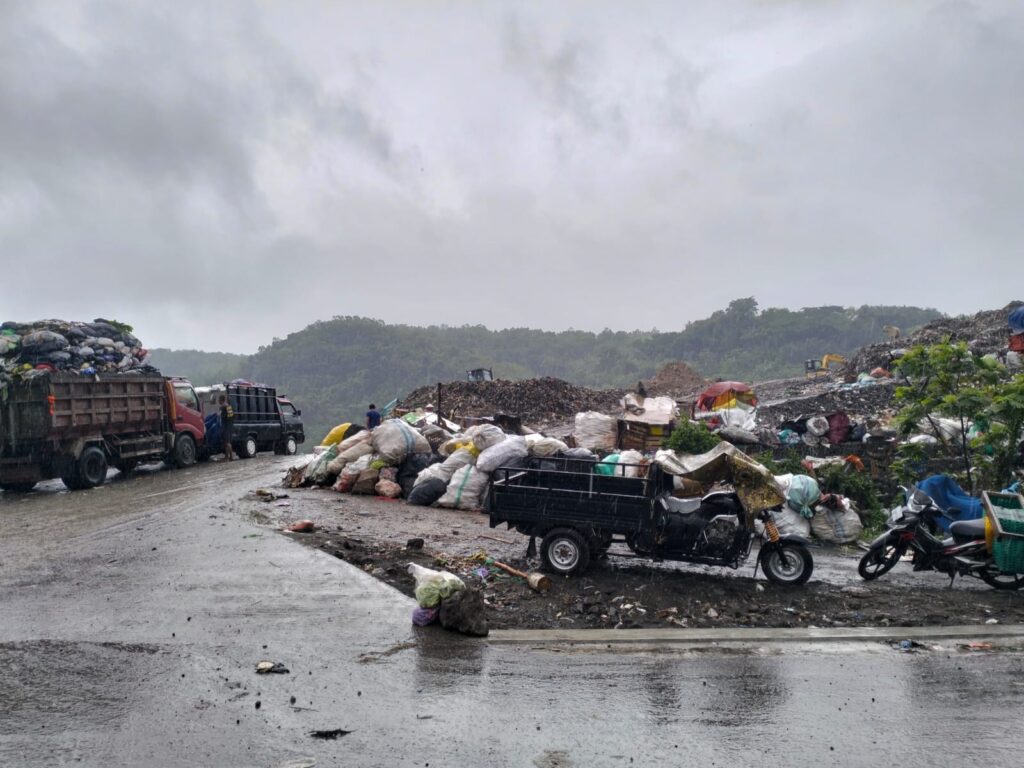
[321,422,362,447]
[468,424,506,453]
[439,435,480,458]
[375,479,403,498]
[594,454,620,476]
[525,434,569,457]
[372,420,431,464]
[476,436,529,474]
[327,436,373,475]
[397,453,440,497]
[436,465,490,510]
[810,498,862,543]
[574,412,617,451]
[616,449,644,478]
[352,468,380,495]
[805,416,830,437]
[413,448,475,489]
[303,444,339,486]
[407,477,448,506]
[785,475,821,518]
[760,507,811,538]
[334,454,373,491]
[408,563,465,608]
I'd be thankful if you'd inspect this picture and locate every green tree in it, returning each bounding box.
[975,374,1024,488]
[893,341,1002,491]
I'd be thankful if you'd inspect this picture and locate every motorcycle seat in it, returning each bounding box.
[661,497,702,515]
[949,518,986,540]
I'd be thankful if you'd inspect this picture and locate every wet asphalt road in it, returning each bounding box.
[3,458,1024,767]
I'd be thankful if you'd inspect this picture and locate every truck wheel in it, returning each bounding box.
[540,528,591,576]
[75,447,108,490]
[173,434,197,468]
[238,435,258,459]
[0,481,36,493]
[282,436,297,455]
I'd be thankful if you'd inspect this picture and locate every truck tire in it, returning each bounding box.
[281,436,298,455]
[238,435,258,459]
[173,434,197,468]
[71,446,108,490]
[0,481,36,493]
[540,528,591,576]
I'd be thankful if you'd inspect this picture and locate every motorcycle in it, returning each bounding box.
[858,487,1024,590]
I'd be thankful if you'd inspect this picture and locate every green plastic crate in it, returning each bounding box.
[983,492,1024,574]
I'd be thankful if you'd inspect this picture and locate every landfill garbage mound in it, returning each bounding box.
[645,361,707,398]
[0,318,158,384]
[845,301,1023,376]
[399,377,624,425]
[757,380,897,428]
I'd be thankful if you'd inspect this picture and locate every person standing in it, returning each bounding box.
[365,403,382,430]
[219,395,235,460]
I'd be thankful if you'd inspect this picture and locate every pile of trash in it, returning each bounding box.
[1,318,156,384]
[645,361,707,398]
[399,377,623,427]
[284,416,593,510]
[845,301,1023,376]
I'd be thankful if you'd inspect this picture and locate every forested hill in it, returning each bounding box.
[150,300,941,446]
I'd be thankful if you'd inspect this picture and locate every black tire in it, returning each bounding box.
[173,433,197,469]
[0,481,36,493]
[283,436,298,455]
[74,446,108,490]
[858,539,904,581]
[238,435,258,459]
[981,570,1024,591]
[540,528,591,576]
[762,542,813,586]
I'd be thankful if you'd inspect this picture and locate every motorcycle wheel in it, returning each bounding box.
[858,540,904,581]
[762,543,813,586]
[980,570,1024,591]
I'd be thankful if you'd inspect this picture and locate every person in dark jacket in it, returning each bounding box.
[366,403,381,430]
[219,395,235,460]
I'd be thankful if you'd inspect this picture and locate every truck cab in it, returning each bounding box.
[164,377,206,468]
[275,397,304,455]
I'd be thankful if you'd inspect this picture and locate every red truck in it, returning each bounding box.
[0,373,205,492]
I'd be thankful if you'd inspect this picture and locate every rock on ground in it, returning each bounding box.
[439,587,489,637]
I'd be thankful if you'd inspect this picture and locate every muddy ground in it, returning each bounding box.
[239,485,1024,631]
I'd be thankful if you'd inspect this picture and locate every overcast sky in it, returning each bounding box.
[2,1,1021,353]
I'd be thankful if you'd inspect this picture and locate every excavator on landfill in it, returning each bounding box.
[804,353,847,379]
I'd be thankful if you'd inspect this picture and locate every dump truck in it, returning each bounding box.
[0,373,205,492]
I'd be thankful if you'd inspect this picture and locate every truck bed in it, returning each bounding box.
[488,456,674,535]
[1,373,167,447]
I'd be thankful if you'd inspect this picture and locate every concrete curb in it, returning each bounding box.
[488,624,1024,646]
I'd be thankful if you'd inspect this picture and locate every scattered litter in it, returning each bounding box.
[309,729,352,740]
[406,537,425,550]
[959,642,995,651]
[286,520,316,533]
[985,618,1000,625]
[256,660,290,674]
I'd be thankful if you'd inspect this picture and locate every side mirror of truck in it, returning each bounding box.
[296,409,301,416]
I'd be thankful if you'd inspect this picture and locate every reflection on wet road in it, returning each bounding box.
[3,459,1024,767]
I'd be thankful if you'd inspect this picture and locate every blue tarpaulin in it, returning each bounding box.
[205,413,222,451]
[915,475,984,532]
[1010,306,1024,335]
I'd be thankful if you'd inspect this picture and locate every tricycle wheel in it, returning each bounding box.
[540,528,591,576]
[981,570,1024,591]
[761,542,813,586]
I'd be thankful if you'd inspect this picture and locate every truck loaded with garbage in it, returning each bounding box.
[0,319,209,491]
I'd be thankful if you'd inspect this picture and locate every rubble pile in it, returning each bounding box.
[0,318,157,385]
[400,377,623,425]
[645,361,707,398]
[845,301,1023,375]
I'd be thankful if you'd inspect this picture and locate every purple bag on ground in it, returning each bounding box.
[411,606,439,626]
